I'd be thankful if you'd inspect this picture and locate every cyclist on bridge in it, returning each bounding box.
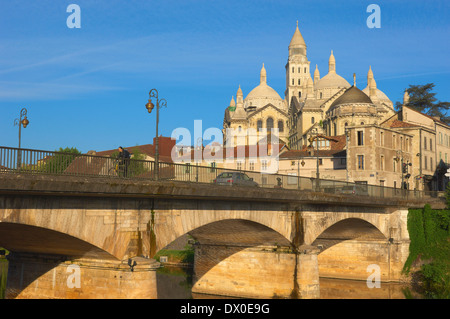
[117,146,131,177]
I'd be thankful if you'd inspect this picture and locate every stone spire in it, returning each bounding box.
[328,50,336,73]
[260,63,267,85]
[367,66,374,86]
[403,89,410,105]
[288,21,307,58]
[229,96,236,107]
[236,85,243,106]
[369,78,378,101]
[289,20,307,49]
[314,64,320,83]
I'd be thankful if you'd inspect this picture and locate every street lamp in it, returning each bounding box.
[146,89,167,181]
[308,128,320,191]
[395,151,412,195]
[297,158,305,189]
[14,107,30,168]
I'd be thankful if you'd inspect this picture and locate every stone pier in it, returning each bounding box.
[6,253,160,299]
[191,243,320,299]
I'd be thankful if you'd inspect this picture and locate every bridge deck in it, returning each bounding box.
[0,173,444,209]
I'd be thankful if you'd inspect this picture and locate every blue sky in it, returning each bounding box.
[0,0,449,153]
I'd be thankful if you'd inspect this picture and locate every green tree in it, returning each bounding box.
[111,147,148,178]
[395,83,450,124]
[404,205,450,298]
[40,147,81,174]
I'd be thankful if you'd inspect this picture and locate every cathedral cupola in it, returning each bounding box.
[328,50,336,73]
[289,21,307,57]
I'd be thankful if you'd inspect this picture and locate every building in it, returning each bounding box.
[223,65,289,147]
[278,135,347,180]
[380,94,450,191]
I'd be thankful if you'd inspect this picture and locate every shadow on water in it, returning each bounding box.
[156,265,195,299]
[156,264,419,299]
[0,260,437,299]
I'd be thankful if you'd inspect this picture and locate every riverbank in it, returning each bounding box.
[402,204,449,298]
[0,249,8,299]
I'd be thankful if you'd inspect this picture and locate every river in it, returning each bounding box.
[0,261,419,299]
[155,265,415,299]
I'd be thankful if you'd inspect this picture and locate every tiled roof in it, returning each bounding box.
[95,137,177,161]
[279,149,346,159]
[280,134,346,159]
[389,119,419,128]
[174,143,287,161]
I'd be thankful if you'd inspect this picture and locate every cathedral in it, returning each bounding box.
[223,22,396,149]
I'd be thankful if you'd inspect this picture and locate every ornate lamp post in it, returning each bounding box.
[145,89,167,181]
[297,158,305,189]
[14,108,30,168]
[308,128,320,191]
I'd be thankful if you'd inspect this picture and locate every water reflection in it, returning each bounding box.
[0,258,8,299]
[0,262,421,299]
[156,265,415,299]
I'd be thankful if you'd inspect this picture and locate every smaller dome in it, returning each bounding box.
[244,64,284,109]
[246,84,282,101]
[362,87,390,101]
[330,86,373,109]
[315,72,351,90]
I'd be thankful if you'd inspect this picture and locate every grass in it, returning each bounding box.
[403,205,450,299]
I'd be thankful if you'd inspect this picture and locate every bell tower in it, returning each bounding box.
[285,21,311,104]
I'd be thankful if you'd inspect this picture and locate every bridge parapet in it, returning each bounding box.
[0,145,445,206]
[0,172,444,209]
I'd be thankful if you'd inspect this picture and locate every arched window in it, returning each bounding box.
[266,117,274,131]
[257,120,263,131]
[298,79,301,85]
[319,92,323,99]
[311,117,315,124]
[299,91,302,98]
[278,120,284,132]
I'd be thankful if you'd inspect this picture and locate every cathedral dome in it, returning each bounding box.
[330,86,373,108]
[315,72,351,90]
[246,83,283,102]
[327,86,377,118]
[244,64,283,109]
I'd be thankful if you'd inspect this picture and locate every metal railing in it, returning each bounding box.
[0,146,444,200]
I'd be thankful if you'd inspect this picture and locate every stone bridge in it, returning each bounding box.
[0,173,444,299]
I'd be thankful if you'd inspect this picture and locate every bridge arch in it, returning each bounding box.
[0,195,140,260]
[303,211,393,246]
[152,204,296,255]
[0,222,116,260]
[311,218,387,253]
